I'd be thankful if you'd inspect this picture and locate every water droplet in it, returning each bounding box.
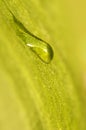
[27,40,53,63]
[13,15,53,63]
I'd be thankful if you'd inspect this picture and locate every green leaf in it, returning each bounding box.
[0,0,86,130]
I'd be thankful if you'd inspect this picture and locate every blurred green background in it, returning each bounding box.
[0,0,86,130]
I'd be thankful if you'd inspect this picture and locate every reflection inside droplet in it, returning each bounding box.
[27,40,53,63]
[13,15,54,63]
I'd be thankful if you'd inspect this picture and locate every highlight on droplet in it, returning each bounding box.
[26,41,53,64]
[13,14,54,63]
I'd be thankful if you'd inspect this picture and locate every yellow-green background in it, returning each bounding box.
[0,0,86,130]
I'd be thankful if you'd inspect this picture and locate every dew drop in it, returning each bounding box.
[26,40,53,63]
[13,15,53,63]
